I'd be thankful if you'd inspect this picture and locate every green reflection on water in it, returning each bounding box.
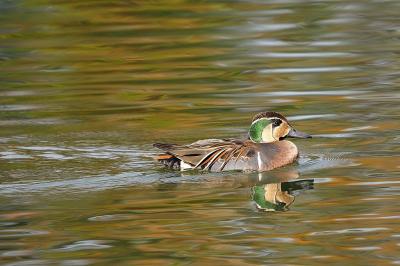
[1,0,400,265]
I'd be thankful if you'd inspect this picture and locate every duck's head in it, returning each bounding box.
[248,111,311,143]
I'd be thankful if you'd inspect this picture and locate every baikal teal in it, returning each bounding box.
[154,111,311,172]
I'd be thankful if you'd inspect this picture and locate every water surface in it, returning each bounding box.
[1,0,400,265]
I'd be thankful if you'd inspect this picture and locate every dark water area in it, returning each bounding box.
[1,0,400,265]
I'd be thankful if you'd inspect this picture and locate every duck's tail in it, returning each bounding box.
[153,143,181,170]
[154,154,181,170]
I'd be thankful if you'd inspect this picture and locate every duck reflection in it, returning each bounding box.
[249,170,314,212]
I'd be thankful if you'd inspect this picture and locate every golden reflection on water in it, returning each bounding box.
[1,0,400,265]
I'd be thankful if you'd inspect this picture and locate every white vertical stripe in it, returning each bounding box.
[257,152,262,171]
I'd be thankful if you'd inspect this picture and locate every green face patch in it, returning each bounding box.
[251,186,285,211]
[249,119,271,143]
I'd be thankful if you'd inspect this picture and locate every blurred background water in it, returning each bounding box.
[1,0,400,265]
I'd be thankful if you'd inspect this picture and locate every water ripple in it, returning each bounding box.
[252,52,354,58]
[348,246,381,251]
[258,67,358,74]
[350,181,400,186]
[288,114,337,121]
[245,39,350,47]
[220,90,370,98]
[0,250,33,258]
[309,227,388,236]
[0,229,48,239]
[0,152,32,160]
[0,105,39,111]
[335,215,400,221]
[88,214,135,222]
[0,118,64,126]
[0,172,157,195]
[3,260,50,266]
[56,240,112,252]
[234,23,298,32]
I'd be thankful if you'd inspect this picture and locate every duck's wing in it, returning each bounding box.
[154,139,253,171]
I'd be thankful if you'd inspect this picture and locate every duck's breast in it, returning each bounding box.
[258,141,299,171]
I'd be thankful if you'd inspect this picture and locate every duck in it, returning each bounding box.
[252,179,314,211]
[153,111,311,172]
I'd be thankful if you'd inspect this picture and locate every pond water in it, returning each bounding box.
[1,0,400,265]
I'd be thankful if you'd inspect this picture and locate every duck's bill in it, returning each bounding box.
[287,128,312,139]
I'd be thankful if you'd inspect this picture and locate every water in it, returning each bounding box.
[1,0,400,265]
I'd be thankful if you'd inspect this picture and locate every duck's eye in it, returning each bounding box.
[272,119,282,127]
